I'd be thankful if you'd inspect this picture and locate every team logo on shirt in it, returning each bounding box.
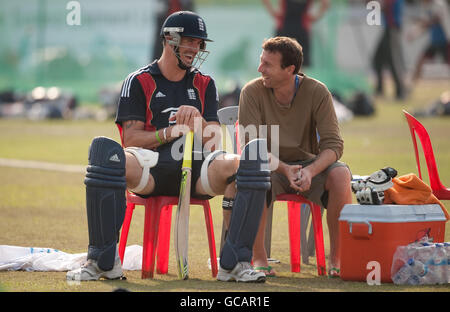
[155,91,166,98]
[187,88,196,100]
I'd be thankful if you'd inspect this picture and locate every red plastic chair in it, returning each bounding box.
[275,194,326,275]
[233,120,326,275]
[118,192,218,279]
[115,124,217,279]
[403,110,450,200]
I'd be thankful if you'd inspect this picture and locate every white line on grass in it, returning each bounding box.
[0,158,85,173]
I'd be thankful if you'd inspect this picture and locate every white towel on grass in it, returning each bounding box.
[0,245,142,271]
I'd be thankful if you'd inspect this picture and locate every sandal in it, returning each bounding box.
[328,267,340,278]
[254,265,277,277]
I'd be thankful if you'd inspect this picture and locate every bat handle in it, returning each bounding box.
[182,131,194,169]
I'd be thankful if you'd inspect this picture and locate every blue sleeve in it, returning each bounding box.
[394,0,404,28]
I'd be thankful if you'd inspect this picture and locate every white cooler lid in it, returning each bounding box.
[338,204,446,223]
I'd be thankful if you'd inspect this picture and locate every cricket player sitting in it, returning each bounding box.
[67,11,271,283]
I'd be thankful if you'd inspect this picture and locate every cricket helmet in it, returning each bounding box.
[160,11,212,70]
[160,11,212,43]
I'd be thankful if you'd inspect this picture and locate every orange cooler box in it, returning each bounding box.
[338,204,446,283]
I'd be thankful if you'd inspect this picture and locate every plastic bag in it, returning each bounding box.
[391,236,449,285]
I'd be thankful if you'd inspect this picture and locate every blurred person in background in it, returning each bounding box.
[407,0,450,86]
[151,0,195,61]
[372,0,407,100]
[262,0,330,68]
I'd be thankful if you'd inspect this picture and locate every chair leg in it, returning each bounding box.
[264,204,274,258]
[287,201,301,272]
[306,216,316,262]
[118,202,135,264]
[310,203,326,276]
[300,204,311,265]
[142,199,162,279]
[156,205,172,275]
[203,202,218,277]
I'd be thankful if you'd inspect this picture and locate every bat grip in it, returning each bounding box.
[182,131,194,169]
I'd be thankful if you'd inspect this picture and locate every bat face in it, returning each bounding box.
[174,131,194,280]
[175,169,191,280]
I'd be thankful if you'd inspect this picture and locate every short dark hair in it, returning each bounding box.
[262,37,303,74]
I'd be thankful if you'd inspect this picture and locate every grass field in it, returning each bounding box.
[0,79,449,293]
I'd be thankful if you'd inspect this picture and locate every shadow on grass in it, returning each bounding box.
[98,264,450,293]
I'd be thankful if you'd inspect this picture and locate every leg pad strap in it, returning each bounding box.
[124,147,159,194]
[199,150,226,196]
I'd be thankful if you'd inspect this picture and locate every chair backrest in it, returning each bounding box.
[217,106,239,154]
[403,110,447,194]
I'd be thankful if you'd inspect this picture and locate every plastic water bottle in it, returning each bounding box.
[429,244,447,284]
[393,262,412,285]
[444,243,450,283]
[406,258,436,285]
[405,244,416,259]
[415,243,434,265]
[405,259,421,285]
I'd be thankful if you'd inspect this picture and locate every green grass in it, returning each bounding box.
[0,119,120,165]
[0,80,449,292]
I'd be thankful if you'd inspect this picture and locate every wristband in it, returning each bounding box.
[163,127,168,142]
[155,130,163,145]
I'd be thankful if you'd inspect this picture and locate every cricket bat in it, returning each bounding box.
[174,131,194,280]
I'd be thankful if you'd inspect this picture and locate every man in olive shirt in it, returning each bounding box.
[238,36,352,277]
